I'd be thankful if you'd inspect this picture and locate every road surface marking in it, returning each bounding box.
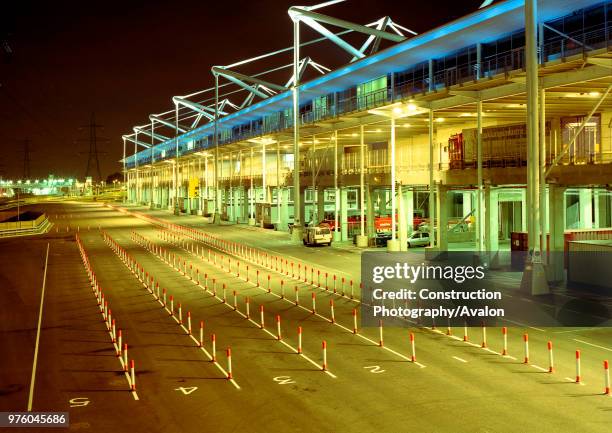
[273,376,296,385]
[175,386,198,395]
[530,364,548,372]
[500,318,545,332]
[27,243,50,412]
[452,356,468,363]
[69,397,90,407]
[363,366,386,374]
[573,338,612,352]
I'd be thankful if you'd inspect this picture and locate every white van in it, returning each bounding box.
[303,225,332,246]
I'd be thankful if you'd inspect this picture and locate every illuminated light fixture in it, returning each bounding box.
[403,123,411,128]
[407,103,417,112]
[351,133,358,137]
[505,103,525,108]
[436,118,445,123]
[375,128,382,133]
[392,107,403,115]
[588,91,601,97]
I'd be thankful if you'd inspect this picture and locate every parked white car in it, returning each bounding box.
[303,225,332,246]
[407,231,430,248]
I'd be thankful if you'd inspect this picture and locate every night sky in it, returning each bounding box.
[0,0,493,180]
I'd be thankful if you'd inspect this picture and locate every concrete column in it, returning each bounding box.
[388,116,398,252]
[340,188,348,241]
[366,185,375,239]
[485,186,499,252]
[404,187,414,235]
[279,188,289,231]
[317,188,325,224]
[398,184,408,252]
[356,124,368,247]
[547,184,566,282]
[521,189,527,231]
[186,161,191,215]
[579,188,593,229]
[248,147,256,226]
[233,187,241,223]
[333,130,340,242]
[436,183,449,252]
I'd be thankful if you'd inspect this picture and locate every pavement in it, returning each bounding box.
[0,200,611,432]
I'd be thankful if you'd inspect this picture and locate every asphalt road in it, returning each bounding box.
[1,201,611,432]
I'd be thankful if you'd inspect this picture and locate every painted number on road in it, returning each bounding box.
[69,397,90,407]
[273,376,296,385]
[363,365,386,374]
[175,386,198,395]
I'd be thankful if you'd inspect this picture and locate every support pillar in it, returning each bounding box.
[547,184,566,282]
[340,188,348,241]
[485,186,499,266]
[398,184,408,252]
[356,124,368,247]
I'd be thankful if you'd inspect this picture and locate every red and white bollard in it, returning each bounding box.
[211,334,217,362]
[410,332,416,362]
[463,321,468,342]
[352,309,358,334]
[322,340,327,371]
[233,291,237,310]
[222,284,227,303]
[501,327,508,355]
[297,326,302,354]
[245,297,250,319]
[130,359,135,391]
[187,311,192,335]
[329,299,335,323]
[260,305,265,329]
[111,319,116,342]
[547,341,554,373]
[481,322,487,348]
[199,321,204,347]
[604,360,610,395]
[276,315,282,340]
[117,329,122,356]
[170,296,174,316]
[311,292,316,314]
[226,348,233,379]
[178,303,183,324]
[267,275,271,293]
[294,286,299,305]
[280,280,285,298]
[576,350,581,383]
[523,333,529,364]
[123,343,128,371]
[379,319,384,347]
[256,270,259,287]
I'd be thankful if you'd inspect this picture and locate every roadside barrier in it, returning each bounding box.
[604,360,610,395]
[322,341,328,371]
[524,334,529,364]
[576,350,581,383]
[548,341,554,373]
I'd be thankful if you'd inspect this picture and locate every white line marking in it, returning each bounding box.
[573,338,612,352]
[452,356,468,363]
[27,243,50,411]
[530,364,548,372]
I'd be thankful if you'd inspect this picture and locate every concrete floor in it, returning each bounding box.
[1,201,611,433]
